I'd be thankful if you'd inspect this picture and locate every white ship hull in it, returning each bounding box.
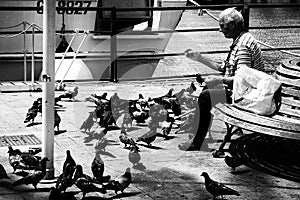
[0,0,187,81]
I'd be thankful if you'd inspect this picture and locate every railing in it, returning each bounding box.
[0,3,300,83]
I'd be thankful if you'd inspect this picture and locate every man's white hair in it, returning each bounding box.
[219,7,244,27]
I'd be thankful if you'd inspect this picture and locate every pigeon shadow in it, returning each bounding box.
[135,123,148,127]
[106,126,120,131]
[156,133,176,140]
[98,150,117,158]
[230,169,252,175]
[138,144,164,150]
[101,191,141,200]
[15,187,53,193]
[15,171,30,177]
[125,126,140,132]
[54,130,67,135]
[26,122,42,127]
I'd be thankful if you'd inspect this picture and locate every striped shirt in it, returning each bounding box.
[222,32,264,77]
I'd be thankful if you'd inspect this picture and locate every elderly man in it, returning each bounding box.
[178,7,264,151]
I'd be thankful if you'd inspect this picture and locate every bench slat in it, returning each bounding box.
[223,104,300,130]
[281,97,300,108]
[278,104,300,120]
[277,76,300,88]
[213,104,300,140]
[281,87,300,98]
[277,64,300,78]
[282,59,300,72]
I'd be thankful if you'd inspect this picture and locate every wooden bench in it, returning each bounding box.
[211,58,300,157]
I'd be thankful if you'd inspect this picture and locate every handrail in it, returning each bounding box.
[0,3,299,82]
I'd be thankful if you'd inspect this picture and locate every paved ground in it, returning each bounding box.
[1,77,300,200]
[1,8,300,200]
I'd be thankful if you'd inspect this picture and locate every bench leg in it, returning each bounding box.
[212,123,236,158]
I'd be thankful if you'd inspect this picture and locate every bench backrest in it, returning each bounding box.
[275,59,300,121]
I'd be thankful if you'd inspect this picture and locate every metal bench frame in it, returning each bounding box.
[212,59,300,156]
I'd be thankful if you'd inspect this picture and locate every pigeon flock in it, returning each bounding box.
[0,76,243,199]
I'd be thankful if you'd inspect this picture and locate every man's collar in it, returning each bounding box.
[231,31,247,49]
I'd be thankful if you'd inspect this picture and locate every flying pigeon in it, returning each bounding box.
[91,151,111,183]
[0,164,9,179]
[73,165,106,199]
[201,172,240,199]
[62,150,76,173]
[12,157,49,190]
[103,167,131,194]
[24,106,38,124]
[128,144,141,167]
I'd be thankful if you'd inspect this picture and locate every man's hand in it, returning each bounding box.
[204,75,223,88]
[184,49,201,62]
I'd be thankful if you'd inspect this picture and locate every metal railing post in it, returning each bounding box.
[23,22,27,81]
[110,7,118,82]
[31,24,35,85]
[243,3,250,31]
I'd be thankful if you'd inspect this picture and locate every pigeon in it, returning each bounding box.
[119,127,135,148]
[128,144,141,167]
[201,172,240,199]
[92,93,108,101]
[20,153,41,170]
[224,156,244,171]
[138,94,148,110]
[58,86,79,100]
[24,106,38,124]
[161,121,173,138]
[54,110,61,131]
[103,167,131,195]
[91,151,111,183]
[136,129,157,146]
[9,146,41,170]
[55,162,76,193]
[62,150,76,173]
[73,165,94,183]
[80,111,95,133]
[73,165,106,199]
[136,118,159,146]
[163,88,174,98]
[12,157,49,190]
[8,146,28,173]
[196,73,205,84]
[0,164,9,179]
